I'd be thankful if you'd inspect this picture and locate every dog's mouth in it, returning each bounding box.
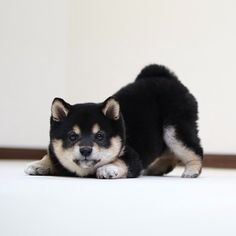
[73,159,100,169]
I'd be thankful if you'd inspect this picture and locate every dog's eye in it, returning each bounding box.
[95,131,105,141]
[68,132,79,142]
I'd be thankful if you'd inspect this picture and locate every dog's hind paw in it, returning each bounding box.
[181,169,200,178]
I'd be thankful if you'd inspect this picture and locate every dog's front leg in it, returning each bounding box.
[96,159,128,179]
[96,146,142,179]
[24,154,53,176]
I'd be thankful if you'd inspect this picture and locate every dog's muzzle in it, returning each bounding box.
[73,158,100,168]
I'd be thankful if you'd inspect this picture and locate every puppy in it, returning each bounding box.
[25,64,203,178]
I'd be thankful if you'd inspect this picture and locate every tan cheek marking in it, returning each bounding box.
[93,142,101,151]
[52,139,73,160]
[94,136,122,168]
[73,125,81,135]
[92,123,100,134]
[99,136,122,156]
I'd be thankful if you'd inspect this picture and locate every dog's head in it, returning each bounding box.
[49,97,125,175]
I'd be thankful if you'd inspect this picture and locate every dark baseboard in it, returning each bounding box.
[0,148,46,160]
[203,154,236,168]
[0,147,236,169]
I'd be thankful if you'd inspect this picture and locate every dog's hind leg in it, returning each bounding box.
[163,125,203,178]
[144,152,178,176]
[24,154,53,175]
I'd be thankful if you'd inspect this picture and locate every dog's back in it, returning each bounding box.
[114,64,203,177]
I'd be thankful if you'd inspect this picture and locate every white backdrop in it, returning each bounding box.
[0,0,68,148]
[0,0,235,154]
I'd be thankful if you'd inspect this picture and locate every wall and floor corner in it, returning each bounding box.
[0,1,235,157]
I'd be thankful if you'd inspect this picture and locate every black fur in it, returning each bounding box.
[48,64,203,178]
[113,64,203,174]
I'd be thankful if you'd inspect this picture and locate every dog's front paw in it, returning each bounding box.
[96,164,120,179]
[24,161,51,176]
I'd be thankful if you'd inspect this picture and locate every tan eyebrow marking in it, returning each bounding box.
[92,123,100,134]
[73,125,81,134]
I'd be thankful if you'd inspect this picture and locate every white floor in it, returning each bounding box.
[1,160,236,236]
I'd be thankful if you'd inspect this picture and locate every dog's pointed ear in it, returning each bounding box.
[102,97,120,120]
[51,98,71,122]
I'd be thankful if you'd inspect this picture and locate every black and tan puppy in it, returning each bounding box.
[25,65,203,178]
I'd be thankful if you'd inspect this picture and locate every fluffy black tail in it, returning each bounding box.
[136,64,176,81]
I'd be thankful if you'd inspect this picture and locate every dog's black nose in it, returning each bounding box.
[80,147,92,157]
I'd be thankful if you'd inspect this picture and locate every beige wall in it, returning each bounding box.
[0,0,235,153]
[0,0,68,148]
